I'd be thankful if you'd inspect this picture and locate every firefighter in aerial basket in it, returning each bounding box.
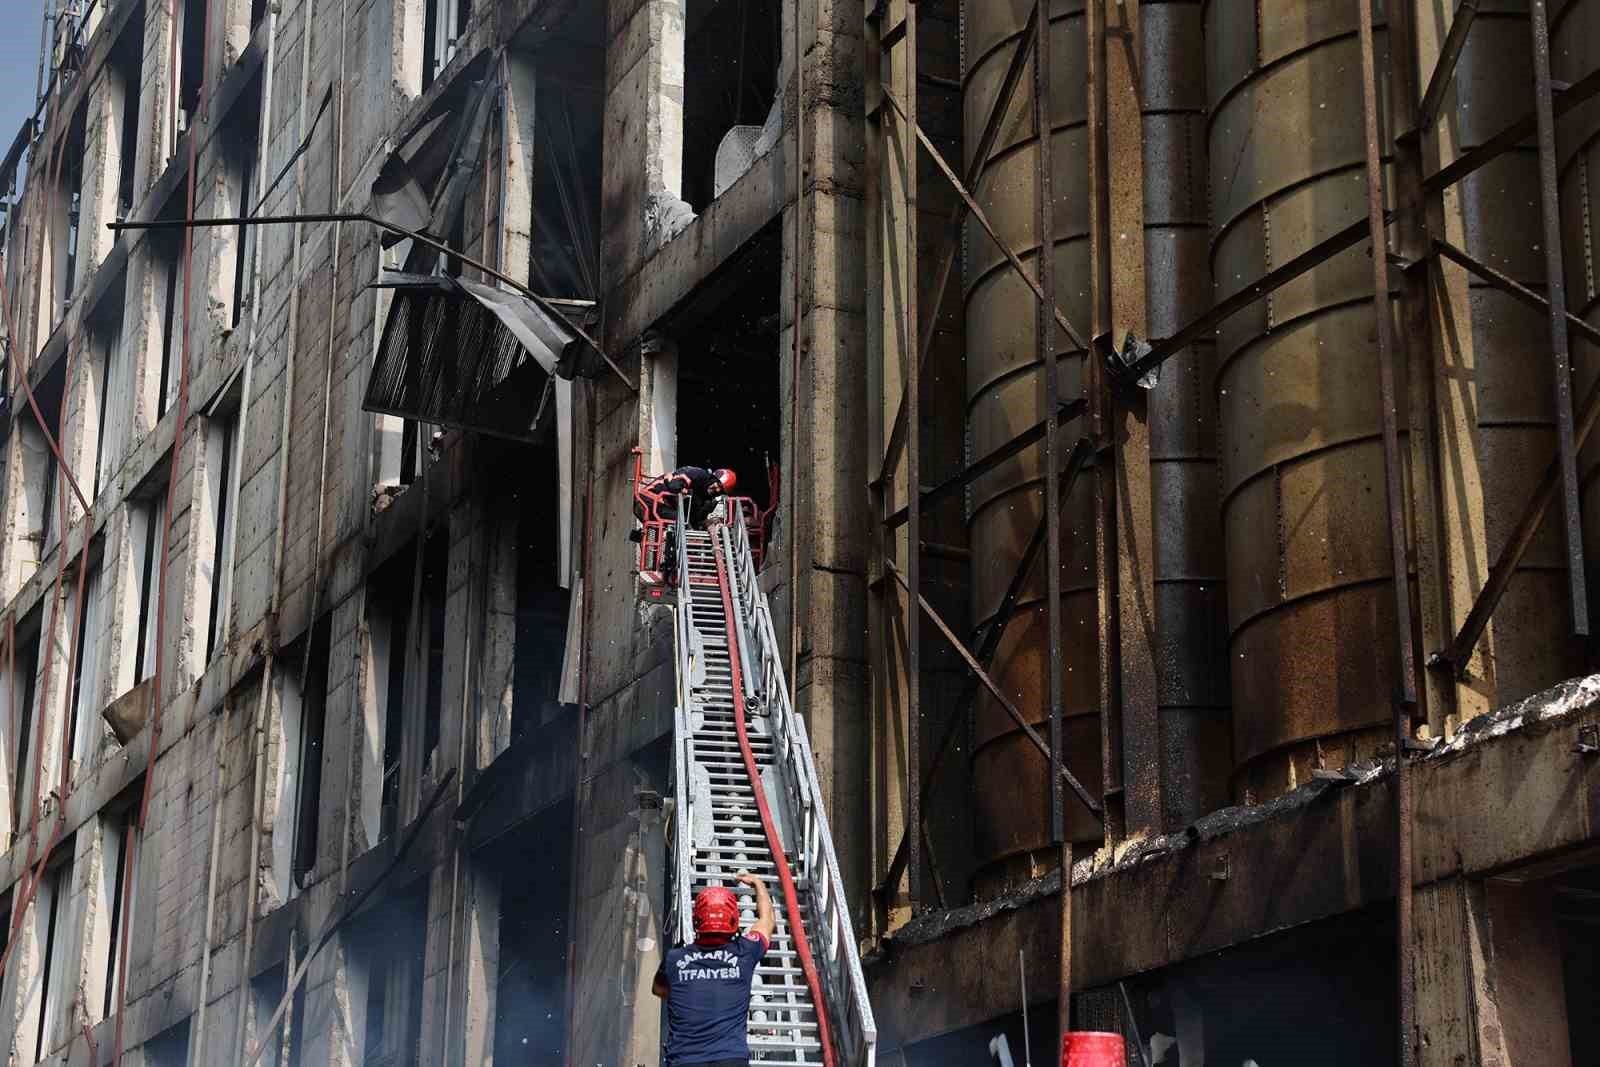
[652,872,775,1067]
[637,465,738,530]
[632,466,738,578]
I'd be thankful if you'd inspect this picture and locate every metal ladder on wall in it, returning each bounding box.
[667,509,877,1067]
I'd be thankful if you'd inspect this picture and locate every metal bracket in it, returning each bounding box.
[1576,723,1599,756]
[1099,330,1159,389]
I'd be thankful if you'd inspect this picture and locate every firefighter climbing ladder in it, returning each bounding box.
[667,506,877,1066]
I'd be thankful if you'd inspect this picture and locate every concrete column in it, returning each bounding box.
[603,0,691,268]
[638,331,678,477]
[618,794,666,1067]
[502,52,538,283]
[570,762,667,1067]
[478,506,517,761]
[79,67,124,278]
[0,429,41,600]
[1415,877,1574,1067]
[317,595,363,877]
[792,0,872,921]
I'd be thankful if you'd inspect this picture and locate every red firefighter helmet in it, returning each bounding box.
[714,468,738,492]
[693,886,740,939]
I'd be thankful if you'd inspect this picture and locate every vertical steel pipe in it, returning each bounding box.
[1529,0,1589,637]
[904,0,923,910]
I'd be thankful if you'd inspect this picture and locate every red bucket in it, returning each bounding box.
[1061,1031,1125,1067]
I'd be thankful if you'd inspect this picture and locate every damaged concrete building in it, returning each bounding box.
[0,0,1595,1064]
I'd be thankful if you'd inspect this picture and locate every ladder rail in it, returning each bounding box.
[721,508,879,1066]
[710,528,841,1067]
[666,506,876,1066]
[671,507,697,943]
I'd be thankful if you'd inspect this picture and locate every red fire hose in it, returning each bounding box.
[710,526,838,1067]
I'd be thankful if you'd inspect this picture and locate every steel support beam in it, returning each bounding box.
[1033,1,1073,1034]
[1527,0,1588,637]
[872,438,1098,901]
[1415,0,1479,133]
[870,441,1094,902]
[1434,241,1600,350]
[1423,65,1600,194]
[1430,240,1600,674]
[884,559,1104,818]
[883,399,1087,529]
[1357,1,1417,1061]
[880,89,1089,353]
[901,0,923,911]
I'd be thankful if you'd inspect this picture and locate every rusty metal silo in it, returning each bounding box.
[964,0,1099,893]
[1208,0,1581,801]
[1207,0,1409,800]
[962,0,1224,891]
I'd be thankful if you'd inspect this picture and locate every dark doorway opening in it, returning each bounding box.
[509,456,572,746]
[490,797,574,1064]
[905,908,1397,1067]
[669,224,782,515]
[1556,863,1600,1063]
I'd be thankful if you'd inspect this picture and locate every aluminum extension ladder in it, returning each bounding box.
[679,528,826,1064]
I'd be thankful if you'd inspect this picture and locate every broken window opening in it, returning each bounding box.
[152,194,185,418]
[369,546,415,843]
[132,489,166,685]
[111,10,145,220]
[371,242,423,494]
[23,359,67,561]
[682,0,781,212]
[285,975,308,1067]
[57,110,87,316]
[1550,864,1600,1062]
[669,226,783,517]
[422,0,472,91]
[512,467,572,744]
[90,276,130,499]
[523,35,603,303]
[145,1018,192,1067]
[66,555,106,771]
[1,627,41,844]
[203,398,242,663]
[421,528,447,778]
[22,419,61,566]
[97,789,141,1021]
[358,887,427,1066]
[249,966,291,1067]
[223,73,264,329]
[34,854,74,1062]
[288,618,331,890]
[175,0,206,136]
[490,797,573,1063]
